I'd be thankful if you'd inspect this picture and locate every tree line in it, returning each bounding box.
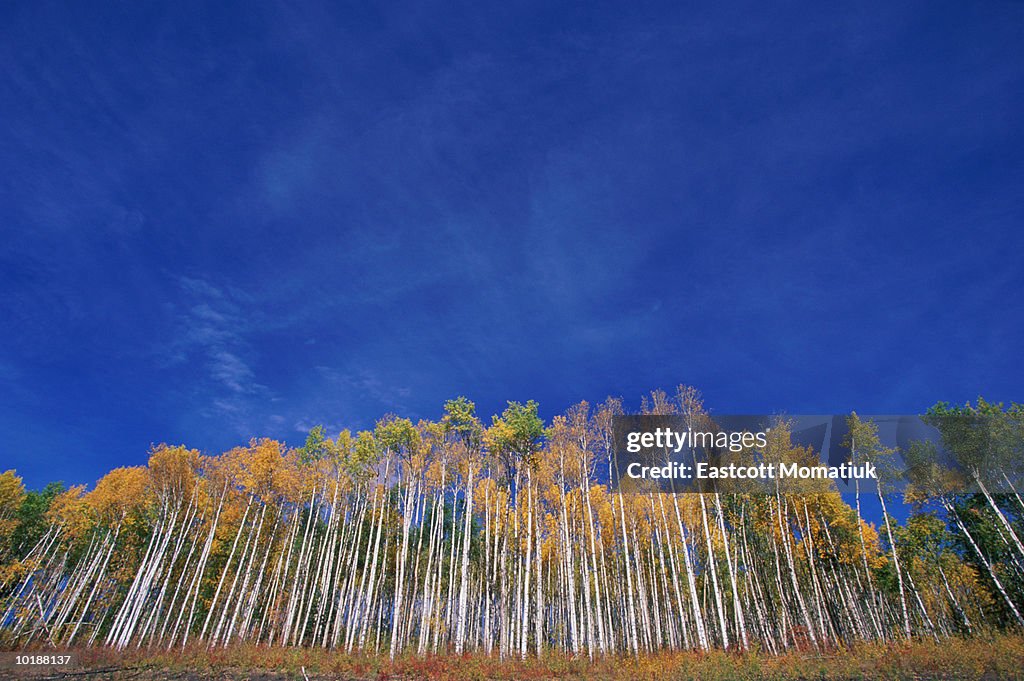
[1,387,1022,658]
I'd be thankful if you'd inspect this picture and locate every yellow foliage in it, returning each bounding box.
[86,466,151,523]
[0,469,26,557]
[148,443,201,503]
[46,484,93,542]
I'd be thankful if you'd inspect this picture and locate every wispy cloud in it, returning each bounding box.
[159,276,273,434]
[293,418,346,437]
[316,366,413,414]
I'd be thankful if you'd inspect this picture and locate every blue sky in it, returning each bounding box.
[1,2,1022,490]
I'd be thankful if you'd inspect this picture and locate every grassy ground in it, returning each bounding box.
[4,635,1024,680]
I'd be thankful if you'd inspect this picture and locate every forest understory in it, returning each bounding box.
[5,636,1024,680]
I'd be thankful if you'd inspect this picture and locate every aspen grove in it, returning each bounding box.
[2,388,1023,657]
